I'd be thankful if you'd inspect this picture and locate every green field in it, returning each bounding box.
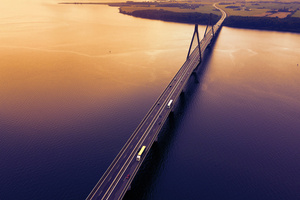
[119,1,300,19]
[292,10,300,18]
[218,2,300,18]
[218,4,269,16]
[248,2,300,10]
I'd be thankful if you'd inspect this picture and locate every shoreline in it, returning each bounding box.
[59,2,300,33]
[119,9,300,33]
[119,9,221,26]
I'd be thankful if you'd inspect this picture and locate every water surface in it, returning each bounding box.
[138,27,300,200]
[1,1,300,199]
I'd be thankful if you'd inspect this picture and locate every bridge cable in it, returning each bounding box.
[204,13,215,38]
[187,24,202,62]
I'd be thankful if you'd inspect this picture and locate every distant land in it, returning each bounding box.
[60,1,300,33]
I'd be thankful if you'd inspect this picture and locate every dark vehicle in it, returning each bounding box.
[126,174,130,179]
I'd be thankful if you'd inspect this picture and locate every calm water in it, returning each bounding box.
[1,1,300,200]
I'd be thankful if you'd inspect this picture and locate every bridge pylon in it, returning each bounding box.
[187,24,202,61]
[204,13,214,38]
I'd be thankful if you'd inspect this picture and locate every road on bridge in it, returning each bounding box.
[86,4,226,200]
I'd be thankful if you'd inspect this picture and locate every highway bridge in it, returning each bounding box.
[86,4,226,200]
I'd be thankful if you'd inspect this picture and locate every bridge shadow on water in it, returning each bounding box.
[123,33,220,200]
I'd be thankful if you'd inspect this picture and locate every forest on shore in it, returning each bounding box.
[119,8,300,33]
[120,9,220,25]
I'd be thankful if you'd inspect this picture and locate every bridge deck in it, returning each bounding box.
[86,4,226,200]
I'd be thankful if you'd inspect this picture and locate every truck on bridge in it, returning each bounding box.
[136,145,146,161]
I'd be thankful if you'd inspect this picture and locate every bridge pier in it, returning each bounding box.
[192,72,200,83]
[180,89,185,96]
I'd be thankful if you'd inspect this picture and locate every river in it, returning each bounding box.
[1,1,300,199]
